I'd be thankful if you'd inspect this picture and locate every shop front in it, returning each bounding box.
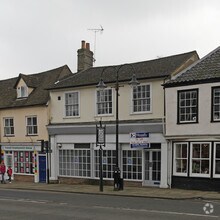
[170,140,220,191]
[49,122,168,188]
[1,144,44,183]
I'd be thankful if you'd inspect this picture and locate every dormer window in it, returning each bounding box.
[17,86,28,98]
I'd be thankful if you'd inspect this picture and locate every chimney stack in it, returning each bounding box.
[77,40,94,72]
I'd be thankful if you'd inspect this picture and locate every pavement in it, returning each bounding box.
[0,181,220,200]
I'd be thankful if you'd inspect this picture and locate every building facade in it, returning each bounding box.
[47,41,199,188]
[164,46,220,190]
[0,65,72,182]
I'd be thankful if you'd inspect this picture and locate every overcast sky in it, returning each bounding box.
[0,0,220,80]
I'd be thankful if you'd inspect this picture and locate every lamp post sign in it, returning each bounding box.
[130,132,150,148]
[96,121,106,192]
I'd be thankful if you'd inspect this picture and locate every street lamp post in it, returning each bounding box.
[97,64,139,190]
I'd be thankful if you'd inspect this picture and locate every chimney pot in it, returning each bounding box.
[81,40,86,49]
[86,43,90,50]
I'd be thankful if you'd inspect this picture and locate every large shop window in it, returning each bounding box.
[14,151,34,174]
[96,89,112,115]
[190,143,211,177]
[65,92,79,117]
[123,150,142,180]
[178,89,198,123]
[94,150,116,179]
[132,84,151,113]
[212,87,220,121]
[214,143,220,177]
[59,149,91,177]
[173,143,188,176]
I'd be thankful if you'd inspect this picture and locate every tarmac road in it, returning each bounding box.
[0,188,219,220]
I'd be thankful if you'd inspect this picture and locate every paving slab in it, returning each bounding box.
[0,181,220,200]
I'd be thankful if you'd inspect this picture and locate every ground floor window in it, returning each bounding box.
[58,146,159,182]
[14,151,34,174]
[59,149,91,177]
[214,143,220,177]
[173,143,188,176]
[173,142,218,178]
[190,143,210,176]
[94,150,116,179]
[122,150,142,180]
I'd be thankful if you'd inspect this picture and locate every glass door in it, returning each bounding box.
[144,150,161,186]
[5,154,13,180]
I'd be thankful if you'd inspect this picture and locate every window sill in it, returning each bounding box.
[190,173,210,178]
[4,135,15,137]
[94,114,114,117]
[213,175,220,178]
[211,120,220,123]
[177,121,198,125]
[14,173,34,176]
[130,111,152,115]
[26,134,38,136]
[63,116,80,119]
[173,173,187,177]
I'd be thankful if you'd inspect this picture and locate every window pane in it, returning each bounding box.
[191,143,210,175]
[97,89,112,115]
[65,92,79,117]
[213,88,220,121]
[132,85,151,113]
[13,151,34,174]
[59,148,91,177]
[123,150,142,180]
[26,116,38,135]
[178,90,198,123]
[4,118,14,136]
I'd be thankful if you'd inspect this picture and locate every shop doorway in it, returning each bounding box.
[143,150,161,186]
[39,155,46,183]
[5,154,13,180]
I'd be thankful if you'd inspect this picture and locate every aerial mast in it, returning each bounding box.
[88,25,104,64]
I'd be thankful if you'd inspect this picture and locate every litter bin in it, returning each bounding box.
[119,178,123,190]
[113,167,120,190]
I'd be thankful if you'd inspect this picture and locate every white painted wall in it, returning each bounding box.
[165,82,220,136]
[49,79,165,124]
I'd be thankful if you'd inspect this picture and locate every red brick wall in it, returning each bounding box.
[58,176,142,187]
[14,174,34,182]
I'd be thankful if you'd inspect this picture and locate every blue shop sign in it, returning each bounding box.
[130,132,150,148]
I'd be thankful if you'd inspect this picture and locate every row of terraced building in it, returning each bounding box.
[1,40,220,191]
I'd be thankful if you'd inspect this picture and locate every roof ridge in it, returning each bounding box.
[23,65,68,77]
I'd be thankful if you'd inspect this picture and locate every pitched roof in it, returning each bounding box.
[0,65,72,109]
[49,51,198,90]
[164,46,220,87]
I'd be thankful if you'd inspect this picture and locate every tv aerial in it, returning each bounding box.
[88,25,104,64]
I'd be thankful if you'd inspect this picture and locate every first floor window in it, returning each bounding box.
[173,143,188,176]
[14,151,34,174]
[178,89,198,123]
[123,150,142,180]
[96,89,112,115]
[65,92,79,117]
[191,143,210,176]
[214,143,220,176]
[94,150,116,179]
[59,149,91,177]
[26,116,38,135]
[4,118,14,136]
[212,87,220,121]
[132,84,151,113]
